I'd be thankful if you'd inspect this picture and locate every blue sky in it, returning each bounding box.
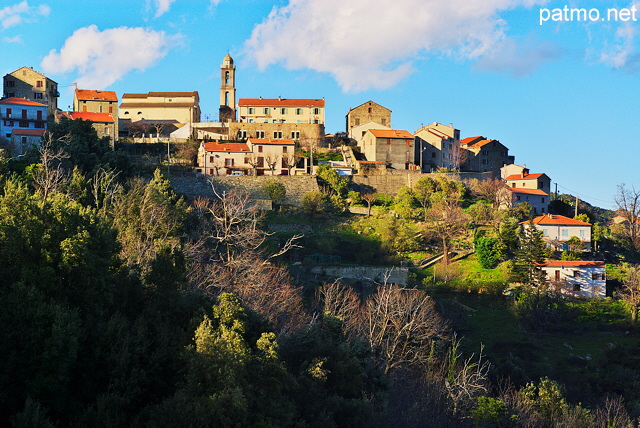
[2,0,639,210]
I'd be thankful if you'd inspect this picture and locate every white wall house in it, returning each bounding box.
[539,260,606,298]
[522,214,592,251]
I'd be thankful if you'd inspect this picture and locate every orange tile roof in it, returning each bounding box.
[239,98,325,108]
[368,129,413,139]
[505,173,546,180]
[0,97,47,107]
[64,111,115,122]
[75,89,118,102]
[12,129,46,136]
[461,136,483,145]
[247,138,295,145]
[539,260,605,268]
[507,187,548,196]
[523,214,591,226]
[467,139,497,148]
[202,142,250,152]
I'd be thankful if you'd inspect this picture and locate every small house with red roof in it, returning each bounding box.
[0,97,48,154]
[538,260,606,298]
[499,163,551,214]
[521,214,592,251]
[460,136,514,176]
[74,89,119,137]
[198,138,306,176]
[57,111,117,143]
[360,128,416,170]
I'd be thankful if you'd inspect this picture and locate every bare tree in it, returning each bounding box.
[618,264,640,327]
[315,280,362,335]
[470,178,510,210]
[614,184,640,250]
[245,153,260,176]
[282,152,299,175]
[149,121,169,141]
[91,167,121,213]
[364,285,448,373]
[126,121,150,140]
[264,153,278,175]
[424,192,470,265]
[445,337,490,415]
[32,133,70,200]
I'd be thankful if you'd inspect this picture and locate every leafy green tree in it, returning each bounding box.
[302,190,328,214]
[394,185,418,218]
[513,220,548,285]
[263,180,286,209]
[476,236,499,269]
[472,396,517,427]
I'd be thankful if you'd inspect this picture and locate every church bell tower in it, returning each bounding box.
[219,54,236,122]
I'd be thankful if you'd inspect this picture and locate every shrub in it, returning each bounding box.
[301,190,328,214]
[263,181,286,206]
[476,236,499,269]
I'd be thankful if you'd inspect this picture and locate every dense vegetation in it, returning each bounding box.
[2,124,640,427]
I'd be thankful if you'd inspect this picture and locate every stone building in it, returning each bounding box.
[346,101,391,139]
[460,136,514,176]
[219,54,236,123]
[3,66,59,119]
[73,89,119,138]
[119,91,200,125]
[414,122,460,172]
[359,129,416,170]
[56,111,117,143]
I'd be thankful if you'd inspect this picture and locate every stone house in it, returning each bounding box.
[414,122,460,172]
[10,129,46,155]
[502,187,549,215]
[238,98,325,125]
[359,129,416,170]
[460,136,514,176]
[346,101,391,139]
[119,92,200,138]
[74,89,119,138]
[56,111,117,143]
[539,260,606,298]
[522,214,592,251]
[3,66,59,119]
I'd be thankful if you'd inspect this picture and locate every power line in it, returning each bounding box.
[555,184,613,205]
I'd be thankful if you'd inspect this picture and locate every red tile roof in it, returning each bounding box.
[12,129,46,136]
[461,136,483,145]
[0,97,47,107]
[247,138,295,145]
[505,173,546,180]
[368,129,413,139]
[507,187,548,196]
[539,260,605,268]
[467,139,497,148]
[202,142,250,152]
[523,214,591,226]
[60,111,115,122]
[75,89,118,102]
[239,98,325,108]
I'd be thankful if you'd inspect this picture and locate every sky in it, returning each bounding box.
[2,0,640,210]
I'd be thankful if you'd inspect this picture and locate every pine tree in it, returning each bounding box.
[514,220,548,285]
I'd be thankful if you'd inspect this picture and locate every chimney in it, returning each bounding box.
[278,95,281,101]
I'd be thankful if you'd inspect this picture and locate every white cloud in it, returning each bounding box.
[41,25,179,88]
[244,0,550,92]
[152,0,175,18]
[599,2,640,70]
[0,1,50,30]
[3,35,23,44]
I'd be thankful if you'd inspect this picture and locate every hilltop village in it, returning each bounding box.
[4,55,640,426]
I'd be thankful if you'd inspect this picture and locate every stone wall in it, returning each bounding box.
[229,122,324,145]
[351,171,495,196]
[170,174,319,207]
[309,265,408,286]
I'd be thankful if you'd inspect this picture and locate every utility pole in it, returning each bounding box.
[575,195,579,217]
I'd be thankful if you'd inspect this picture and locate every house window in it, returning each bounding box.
[431,152,436,158]
[516,195,521,201]
[248,107,255,114]
[34,122,44,128]
[313,108,320,115]
[225,158,233,167]
[6,80,14,87]
[592,273,598,280]
[542,198,545,203]
[37,111,42,120]
[573,283,581,291]
[296,108,302,115]
[237,130,247,139]
[257,157,264,167]
[249,119,254,123]
[36,80,43,87]
[21,136,27,145]
[538,181,543,189]
[562,229,568,237]
[21,109,27,119]
[34,92,43,99]
[280,108,287,114]
[256,130,265,138]
[3,120,14,126]
[263,108,269,114]
[283,146,288,153]
[574,271,581,278]
[381,118,386,125]
[387,139,391,145]
[580,230,585,238]
[542,229,548,236]
[355,118,360,126]
[273,131,283,139]
[313,119,319,124]
[109,106,113,113]
[258,146,263,153]
[209,156,214,163]
[19,121,28,128]
[291,131,300,139]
